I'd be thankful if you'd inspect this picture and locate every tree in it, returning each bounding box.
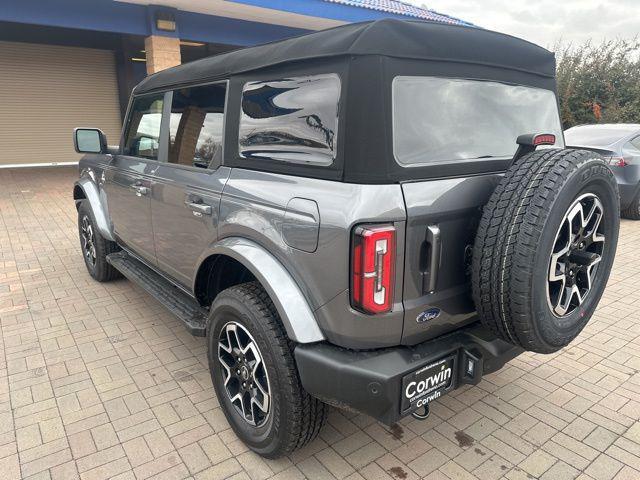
[555,38,640,129]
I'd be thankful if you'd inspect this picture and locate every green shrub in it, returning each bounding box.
[555,39,640,129]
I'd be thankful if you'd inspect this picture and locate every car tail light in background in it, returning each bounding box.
[351,224,396,314]
[605,156,629,167]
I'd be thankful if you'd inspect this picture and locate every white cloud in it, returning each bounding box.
[407,0,639,48]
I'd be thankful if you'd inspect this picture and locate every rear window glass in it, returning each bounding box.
[238,74,340,166]
[392,77,563,166]
[565,126,636,147]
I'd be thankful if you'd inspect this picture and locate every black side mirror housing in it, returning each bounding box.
[74,128,107,154]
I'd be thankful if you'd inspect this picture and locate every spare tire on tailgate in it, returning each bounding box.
[472,148,619,353]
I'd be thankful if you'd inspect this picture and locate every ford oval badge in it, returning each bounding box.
[417,308,441,323]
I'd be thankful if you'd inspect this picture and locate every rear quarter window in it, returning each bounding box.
[238,74,340,166]
[392,76,563,167]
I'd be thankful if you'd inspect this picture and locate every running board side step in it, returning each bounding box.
[106,251,207,336]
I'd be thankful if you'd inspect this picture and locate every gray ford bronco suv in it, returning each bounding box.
[73,19,620,458]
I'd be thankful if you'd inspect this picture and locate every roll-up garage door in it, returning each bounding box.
[0,41,122,167]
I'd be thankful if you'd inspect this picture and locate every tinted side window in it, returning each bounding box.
[631,136,640,150]
[169,83,226,169]
[239,74,340,166]
[123,94,164,159]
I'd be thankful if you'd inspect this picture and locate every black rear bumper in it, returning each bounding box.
[295,324,522,425]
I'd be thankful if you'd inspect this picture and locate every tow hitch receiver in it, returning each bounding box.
[412,403,430,420]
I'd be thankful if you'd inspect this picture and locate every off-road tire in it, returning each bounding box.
[207,282,327,458]
[621,190,640,220]
[472,149,619,353]
[77,200,121,282]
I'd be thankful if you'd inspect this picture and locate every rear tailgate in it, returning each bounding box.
[401,174,501,345]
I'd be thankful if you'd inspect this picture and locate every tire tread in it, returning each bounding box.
[211,282,327,457]
[472,149,618,353]
[78,200,121,282]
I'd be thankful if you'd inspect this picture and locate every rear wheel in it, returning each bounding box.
[207,282,327,458]
[472,149,619,353]
[621,190,640,220]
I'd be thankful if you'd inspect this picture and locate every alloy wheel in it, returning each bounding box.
[80,215,97,266]
[218,322,271,426]
[547,193,605,317]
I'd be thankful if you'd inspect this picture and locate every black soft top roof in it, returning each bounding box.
[135,18,555,94]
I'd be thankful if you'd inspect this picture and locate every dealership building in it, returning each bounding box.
[0,0,468,167]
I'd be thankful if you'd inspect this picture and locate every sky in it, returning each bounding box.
[407,1,639,49]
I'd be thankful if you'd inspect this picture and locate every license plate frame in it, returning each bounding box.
[401,354,456,413]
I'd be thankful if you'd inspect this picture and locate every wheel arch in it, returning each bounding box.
[194,237,325,344]
[73,177,115,242]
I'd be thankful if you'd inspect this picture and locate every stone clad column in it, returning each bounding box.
[144,35,181,74]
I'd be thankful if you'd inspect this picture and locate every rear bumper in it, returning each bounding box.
[294,324,522,425]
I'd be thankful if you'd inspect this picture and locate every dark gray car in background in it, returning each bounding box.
[72,19,620,458]
[565,124,640,219]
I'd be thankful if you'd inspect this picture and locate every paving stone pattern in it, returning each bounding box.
[1,167,639,480]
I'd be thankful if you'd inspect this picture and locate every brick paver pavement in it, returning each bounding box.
[1,166,640,480]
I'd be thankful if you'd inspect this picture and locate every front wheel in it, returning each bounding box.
[207,282,327,458]
[77,200,121,282]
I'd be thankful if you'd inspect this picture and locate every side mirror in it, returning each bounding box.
[74,128,107,154]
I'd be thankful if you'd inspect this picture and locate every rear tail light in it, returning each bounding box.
[351,224,396,314]
[605,156,628,167]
